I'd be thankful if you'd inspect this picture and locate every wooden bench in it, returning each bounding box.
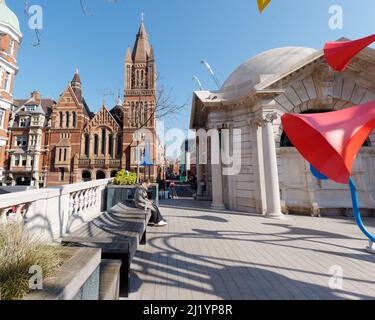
[62,201,152,298]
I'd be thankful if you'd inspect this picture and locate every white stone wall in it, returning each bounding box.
[0,179,111,242]
[278,147,375,214]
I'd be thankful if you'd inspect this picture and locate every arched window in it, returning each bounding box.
[117,133,122,157]
[82,171,91,182]
[101,128,106,155]
[84,134,90,156]
[108,134,114,157]
[141,70,144,86]
[135,70,139,87]
[140,102,144,125]
[66,111,70,128]
[59,112,63,128]
[94,134,99,155]
[72,112,77,128]
[144,102,148,127]
[135,102,139,126]
[131,102,135,126]
[96,171,106,180]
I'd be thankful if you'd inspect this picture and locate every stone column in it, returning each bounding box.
[113,135,117,159]
[256,112,284,219]
[210,127,225,210]
[196,138,203,196]
[80,134,85,156]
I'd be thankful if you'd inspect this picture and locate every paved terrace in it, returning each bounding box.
[128,185,375,300]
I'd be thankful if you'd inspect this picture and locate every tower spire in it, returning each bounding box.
[71,68,82,102]
[132,15,151,62]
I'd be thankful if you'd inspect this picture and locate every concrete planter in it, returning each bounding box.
[106,184,159,211]
[24,247,101,300]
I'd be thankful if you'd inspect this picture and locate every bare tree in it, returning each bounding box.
[132,73,187,182]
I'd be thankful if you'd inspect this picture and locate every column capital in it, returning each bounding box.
[254,112,278,128]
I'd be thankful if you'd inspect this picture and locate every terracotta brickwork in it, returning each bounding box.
[0,2,22,184]
[3,20,160,187]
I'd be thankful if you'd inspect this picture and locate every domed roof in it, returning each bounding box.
[0,0,21,34]
[221,47,317,97]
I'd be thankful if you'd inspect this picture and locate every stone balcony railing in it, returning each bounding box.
[78,159,121,168]
[0,179,112,242]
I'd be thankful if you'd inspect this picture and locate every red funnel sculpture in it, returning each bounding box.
[281,101,375,184]
[324,34,375,71]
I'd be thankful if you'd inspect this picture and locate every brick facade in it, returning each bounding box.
[0,0,22,184]
[3,20,160,187]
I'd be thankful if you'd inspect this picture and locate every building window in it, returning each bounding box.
[64,148,67,161]
[14,156,19,166]
[59,112,63,128]
[84,134,90,157]
[72,112,77,128]
[109,134,113,157]
[21,156,26,166]
[8,38,14,55]
[26,106,35,112]
[0,108,4,129]
[101,128,106,155]
[29,135,36,147]
[16,136,27,147]
[144,102,148,126]
[31,116,39,126]
[19,118,27,127]
[60,168,65,181]
[66,111,70,128]
[117,133,122,157]
[58,148,62,161]
[3,71,10,91]
[94,134,99,155]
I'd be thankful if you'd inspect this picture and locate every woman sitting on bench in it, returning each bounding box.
[134,179,168,227]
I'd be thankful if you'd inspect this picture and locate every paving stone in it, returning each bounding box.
[126,193,375,300]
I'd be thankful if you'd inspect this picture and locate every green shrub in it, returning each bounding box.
[0,224,62,300]
[113,170,137,185]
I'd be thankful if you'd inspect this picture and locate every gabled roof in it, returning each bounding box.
[13,95,56,115]
[55,84,92,117]
[84,103,121,133]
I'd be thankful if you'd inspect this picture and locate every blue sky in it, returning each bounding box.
[9,0,375,132]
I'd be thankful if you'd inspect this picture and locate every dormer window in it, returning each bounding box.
[25,105,36,112]
[0,109,4,129]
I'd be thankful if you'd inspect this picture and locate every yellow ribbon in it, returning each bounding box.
[257,0,271,13]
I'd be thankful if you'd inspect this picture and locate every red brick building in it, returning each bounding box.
[4,19,159,187]
[0,0,22,185]
[6,91,55,187]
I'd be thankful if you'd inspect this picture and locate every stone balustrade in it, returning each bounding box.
[0,179,112,242]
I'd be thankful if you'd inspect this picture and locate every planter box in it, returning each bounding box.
[106,184,159,211]
[24,247,101,300]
